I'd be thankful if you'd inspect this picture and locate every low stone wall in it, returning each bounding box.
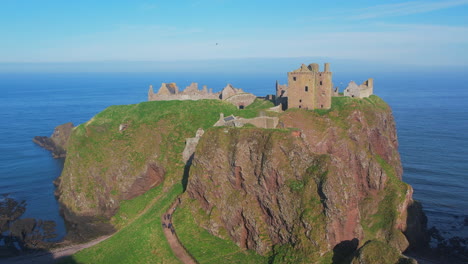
[239,116,279,129]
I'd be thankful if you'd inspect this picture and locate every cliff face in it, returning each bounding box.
[185,96,421,261]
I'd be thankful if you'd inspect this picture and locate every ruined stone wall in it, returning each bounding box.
[224,93,257,108]
[315,72,332,109]
[148,82,257,108]
[149,93,220,101]
[343,78,373,99]
[276,82,288,98]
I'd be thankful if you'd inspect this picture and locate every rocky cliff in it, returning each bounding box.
[33,122,74,158]
[184,96,425,262]
[53,99,271,241]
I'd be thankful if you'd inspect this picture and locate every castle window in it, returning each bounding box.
[299,105,302,108]
[305,86,308,92]
[293,77,297,81]
[299,99,302,103]
[321,104,323,108]
[320,81,323,85]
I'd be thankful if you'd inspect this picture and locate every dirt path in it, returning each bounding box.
[162,198,198,264]
[2,190,166,264]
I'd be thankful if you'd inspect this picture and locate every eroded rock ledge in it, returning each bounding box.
[33,122,74,158]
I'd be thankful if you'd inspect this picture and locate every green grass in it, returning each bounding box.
[61,184,184,264]
[173,200,268,264]
[111,184,164,229]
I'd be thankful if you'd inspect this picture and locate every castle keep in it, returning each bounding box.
[276,63,333,110]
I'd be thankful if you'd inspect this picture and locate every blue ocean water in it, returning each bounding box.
[0,71,466,241]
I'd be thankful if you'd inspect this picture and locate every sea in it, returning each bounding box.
[0,70,466,243]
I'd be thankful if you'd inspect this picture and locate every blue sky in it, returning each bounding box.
[1,0,467,66]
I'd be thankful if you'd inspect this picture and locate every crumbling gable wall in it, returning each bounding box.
[344,78,374,98]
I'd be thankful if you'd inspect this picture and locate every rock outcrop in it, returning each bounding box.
[184,96,424,262]
[33,122,74,158]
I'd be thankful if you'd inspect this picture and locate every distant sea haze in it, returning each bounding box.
[0,71,466,241]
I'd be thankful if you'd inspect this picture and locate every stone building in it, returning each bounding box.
[276,63,333,110]
[343,78,374,98]
[148,82,256,108]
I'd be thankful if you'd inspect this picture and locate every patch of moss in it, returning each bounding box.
[351,240,410,264]
[361,155,409,243]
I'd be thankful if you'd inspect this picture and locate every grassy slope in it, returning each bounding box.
[70,184,182,264]
[173,201,269,264]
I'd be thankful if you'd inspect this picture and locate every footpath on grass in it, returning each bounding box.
[162,197,198,264]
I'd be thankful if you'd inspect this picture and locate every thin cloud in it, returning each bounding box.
[350,0,468,20]
[306,0,468,21]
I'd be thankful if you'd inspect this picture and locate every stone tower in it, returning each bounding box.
[287,63,332,109]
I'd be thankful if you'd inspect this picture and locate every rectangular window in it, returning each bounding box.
[305,86,308,92]
[320,81,323,85]
[293,77,297,81]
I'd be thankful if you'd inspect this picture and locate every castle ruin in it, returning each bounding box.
[276,63,333,110]
[148,82,256,109]
[275,63,374,110]
[343,79,374,98]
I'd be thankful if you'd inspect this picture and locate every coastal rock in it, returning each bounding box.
[185,97,422,261]
[33,122,74,158]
